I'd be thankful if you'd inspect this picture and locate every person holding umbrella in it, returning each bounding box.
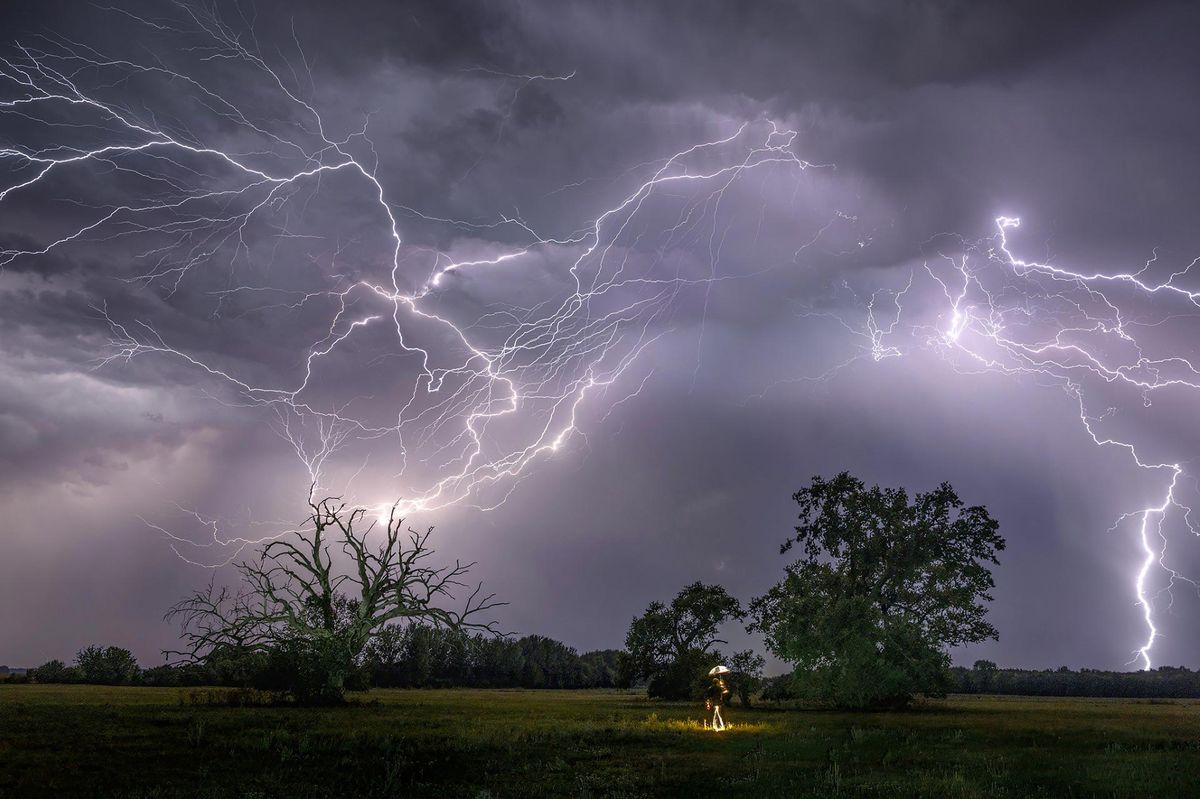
[705,664,731,731]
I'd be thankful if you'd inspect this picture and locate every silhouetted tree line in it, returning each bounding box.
[13,646,141,686]
[20,628,623,691]
[23,476,1188,709]
[949,660,1200,699]
[363,625,622,689]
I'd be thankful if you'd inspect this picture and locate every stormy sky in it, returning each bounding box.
[4,0,1200,672]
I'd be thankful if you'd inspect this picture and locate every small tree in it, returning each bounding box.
[749,473,1004,709]
[727,649,766,708]
[168,497,501,704]
[75,646,140,685]
[970,659,999,692]
[624,582,743,699]
[29,659,80,684]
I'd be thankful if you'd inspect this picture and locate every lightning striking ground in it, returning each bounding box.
[2,5,1197,668]
[800,216,1200,669]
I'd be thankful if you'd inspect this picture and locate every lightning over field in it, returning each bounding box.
[0,17,818,519]
[3,1,1200,673]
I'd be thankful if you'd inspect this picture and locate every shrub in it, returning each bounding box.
[141,663,213,687]
[179,687,280,707]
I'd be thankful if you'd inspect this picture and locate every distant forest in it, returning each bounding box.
[947,661,1200,699]
[11,626,624,691]
[10,636,1200,700]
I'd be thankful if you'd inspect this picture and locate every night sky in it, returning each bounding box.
[4,1,1200,672]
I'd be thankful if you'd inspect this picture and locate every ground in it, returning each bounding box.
[1,686,1198,798]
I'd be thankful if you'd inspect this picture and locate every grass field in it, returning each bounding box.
[1,686,1198,798]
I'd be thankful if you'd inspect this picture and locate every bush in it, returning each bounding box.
[141,663,214,688]
[205,648,270,688]
[248,640,366,704]
[179,687,280,707]
[140,665,182,687]
[759,674,799,702]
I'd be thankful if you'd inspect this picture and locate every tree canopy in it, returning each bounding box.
[749,472,1005,708]
[75,645,139,686]
[623,581,743,699]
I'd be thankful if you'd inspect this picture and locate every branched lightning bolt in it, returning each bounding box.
[0,8,816,548]
[3,6,1197,668]
[789,216,1200,668]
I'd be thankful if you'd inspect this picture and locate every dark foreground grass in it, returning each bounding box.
[1,686,1198,798]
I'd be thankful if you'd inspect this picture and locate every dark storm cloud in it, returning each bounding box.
[256,1,1160,101]
[3,0,1200,671]
[506,1,1145,104]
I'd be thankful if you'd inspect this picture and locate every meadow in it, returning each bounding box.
[1,685,1198,798]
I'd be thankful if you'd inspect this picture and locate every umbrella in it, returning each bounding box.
[708,665,731,676]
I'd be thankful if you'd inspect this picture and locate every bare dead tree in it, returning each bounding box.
[166,497,503,702]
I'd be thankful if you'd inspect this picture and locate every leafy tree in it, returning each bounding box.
[167,497,501,704]
[139,664,181,687]
[966,659,999,692]
[362,624,620,689]
[578,649,623,688]
[624,582,744,700]
[749,473,1005,709]
[472,635,523,688]
[75,645,140,685]
[204,646,271,688]
[647,648,721,701]
[727,649,766,708]
[363,624,409,687]
[517,635,583,688]
[615,650,639,689]
[364,624,467,688]
[29,659,80,684]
